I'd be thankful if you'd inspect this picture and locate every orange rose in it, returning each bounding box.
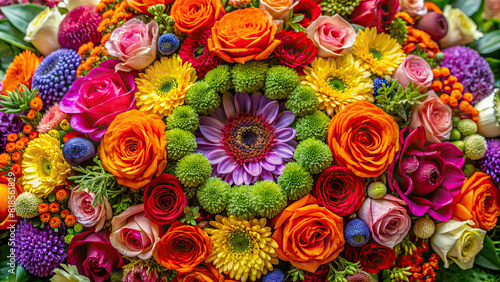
[172,263,238,282]
[99,110,167,189]
[260,0,298,21]
[271,194,345,273]
[171,0,225,35]
[126,0,172,15]
[154,222,213,273]
[452,172,500,231]
[208,7,281,64]
[0,175,23,229]
[327,101,399,178]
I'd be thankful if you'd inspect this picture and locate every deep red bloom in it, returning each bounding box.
[293,0,321,28]
[179,30,222,77]
[143,173,187,225]
[345,241,396,274]
[303,264,329,282]
[274,30,317,74]
[350,0,400,31]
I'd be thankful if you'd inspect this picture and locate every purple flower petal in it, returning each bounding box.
[250,92,264,113]
[260,160,276,172]
[275,128,296,143]
[232,167,245,186]
[234,92,251,113]
[244,161,262,177]
[199,125,221,144]
[200,116,224,131]
[273,143,294,159]
[266,152,283,165]
[222,92,235,118]
[218,158,237,174]
[207,149,229,165]
[259,101,279,122]
[260,169,274,181]
[274,111,295,129]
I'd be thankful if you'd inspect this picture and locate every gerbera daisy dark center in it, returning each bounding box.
[228,229,254,254]
[194,44,205,58]
[159,78,178,96]
[369,48,383,60]
[328,77,345,91]
[43,161,51,175]
[221,112,276,165]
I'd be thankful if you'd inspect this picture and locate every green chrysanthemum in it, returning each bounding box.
[205,65,232,93]
[264,66,300,100]
[226,185,254,219]
[457,119,478,137]
[175,153,212,187]
[285,85,319,117]
[166,128,197,160]
[295,110,330,141]
[185,81,221,115]
[14,192,42,218]
[388,17,409,46]
[166,105,199,133]
[464,134,487,160]
[184,186,196,200]
[277,162,314,200]
[294,138,333,174]
[250,180,287,218]
[197,177,230,214]
[320,0,361,16]
[231,61,268,93]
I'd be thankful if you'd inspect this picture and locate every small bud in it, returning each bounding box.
[413,217,435,239]
[367,181,387,199]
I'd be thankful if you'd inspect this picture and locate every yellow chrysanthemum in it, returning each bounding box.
[352,27,406,76]
[205,215,279,282]
[302,54,374,115]
[21,134,72,197]
[135,54,197,117]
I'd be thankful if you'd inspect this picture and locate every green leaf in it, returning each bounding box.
[291,14,305,23]
[15,265,28,282]
[475,235,500,270]
[0,4,46,34]
[470,30,500,54]
[429,0,451,10]
[0,19,36,51]
[48,193,55,202]
[452,0,481,16]
[31,217,41,227]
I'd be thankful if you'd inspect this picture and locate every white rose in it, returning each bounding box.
[59,0,100,11]
[24,7,64,56]
[431,220,486,270]
[439,5,483,48]
[399,0,427,18]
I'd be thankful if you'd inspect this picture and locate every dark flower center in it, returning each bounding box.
[370,48,383,60]
[194,43,205,58]
[228,229,253,254]
[328,77,345,91]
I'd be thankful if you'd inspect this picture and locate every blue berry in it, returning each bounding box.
[344,218,370,247]
[263,269,285,282]
[373,78,388,96]
[62,137,96,167]
[158,33,180,56]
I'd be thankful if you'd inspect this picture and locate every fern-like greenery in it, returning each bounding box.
[107,185,143,215]
[0,84,38,114]
[410,45,439,68]
[375,80,427,128]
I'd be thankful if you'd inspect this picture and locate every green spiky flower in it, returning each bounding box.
[175,153,212,187]
[285,85,319,117]
[166,105,199,133]
[231,61,268,93]
[205,65,232,93]
[320,0,361,16]
[294,138,332,174]
[388,17,409,46]
[277,162,314,200]
[185,81,221,115]
[226,185,254,219]
[457,119,478,137]
[264,66,300,99]
[166,129,197,161]
[250,180,287,218]
[294,110,330,141]
[14,192,42,218]
[197,177,230,214]
[464,134,487,160]
[0,84,38,114]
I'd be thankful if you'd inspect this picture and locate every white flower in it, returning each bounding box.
[59,0,100,11]
[431,220,486,270]
[439,5,483,48]
[24,7,64,56]
[399,0,427,18]
[475,89,500,138]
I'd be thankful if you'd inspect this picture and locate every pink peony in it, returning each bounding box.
[37,103,68,133]
[305,15,357,58]
[68,187,112,232]
[410,90,453,143]
[392,55,433,93]
[105,18,158,71]
[350,0,400,31]
[358,194,411,249]
[110,204,160,260]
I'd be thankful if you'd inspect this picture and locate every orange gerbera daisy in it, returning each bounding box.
[1,50,42,96]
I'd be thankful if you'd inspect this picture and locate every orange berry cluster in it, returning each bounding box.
[37,186,76,229]
[27,96,43,121]
[431,67,479,121]
[0,124,38,176]
[396,240,439,282]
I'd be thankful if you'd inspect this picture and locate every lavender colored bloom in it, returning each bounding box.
[14,219,67,277]
[478,138,500,186]
[0,112,24,153]
[196,92,296,185]
[441,46,494,105]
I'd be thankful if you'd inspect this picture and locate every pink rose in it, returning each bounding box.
[358,194,411,249]
[350,0,400,31]
[110,204,160,260]
[105,18,158,71]
[305,15,357,58]
[392,55,433,93]
[399,0,427,18]
[484,0,500,19]
[68,187,112,232]
[410,90,453,143]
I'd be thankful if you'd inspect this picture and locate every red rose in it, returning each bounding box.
[303,264,329,282]
[314,166,365,217]
[293,0,321,28]
[143,173,187,225]
[274,30,317,74]
[345,241,396,274]
[350,0,400,31]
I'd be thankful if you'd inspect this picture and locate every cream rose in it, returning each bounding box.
[259,0,298,21]
[305,15,357,58]
[25,7,64,56]
[59,0,100,11]
[431,220,486,270]
[399,0,427,18]
[68,187,112,232]
[439,5,483,48]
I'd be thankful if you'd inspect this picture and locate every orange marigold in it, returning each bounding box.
[15,139,26,150]
[30,97,43,111]
[40,212,51,223]
[10,163,22,177]
[0,153,10,166]
[60,209,70,219]
[56,189,69,201]
[29,131,39,140]
[49,216,61,228]
[38,203,49,213]
[23,124,33,134]
[12,152,21,163]
[7,133,18,142]
[65,214,77,226]
[27,109,35,120]
[5,143,15,152]
[1,50,42,95]
[49,202,60,213]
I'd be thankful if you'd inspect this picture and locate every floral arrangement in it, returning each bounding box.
[1,0,500,281]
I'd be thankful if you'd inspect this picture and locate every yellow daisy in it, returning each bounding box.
[352,27,406,76]
[21,134,72,197]
[302,54,374,115]
[135,54,197,117]
[204,215,279,282]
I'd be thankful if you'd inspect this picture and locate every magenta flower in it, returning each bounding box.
[196,92,296,185]
[388,126,465,221]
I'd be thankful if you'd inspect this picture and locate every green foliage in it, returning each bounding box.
[475,235,500,271]
[410,45,439,68]
[375,80,427,127]
[436,261,500,281]
[179,206,200,226]
[0,84,38,114]
[388,17,408,46]
[106,185,143,216]
[284,9,305,32]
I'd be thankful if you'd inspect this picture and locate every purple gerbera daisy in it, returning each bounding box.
[196,92,297,185]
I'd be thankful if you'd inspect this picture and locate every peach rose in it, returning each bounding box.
[260,0,298,21]
[171,0,225,35]
[68,187,112,232]
[392,54,433,93]
[399,0,427,18]
[99,110,167,189]
[305,15,357,58]
[452,172,500,231]
[272,194,345,273]
[126,0,173,15]
[208,7,281,64]
[410,90,453,143]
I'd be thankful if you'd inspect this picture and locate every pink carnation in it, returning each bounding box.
[37,103,68,133]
